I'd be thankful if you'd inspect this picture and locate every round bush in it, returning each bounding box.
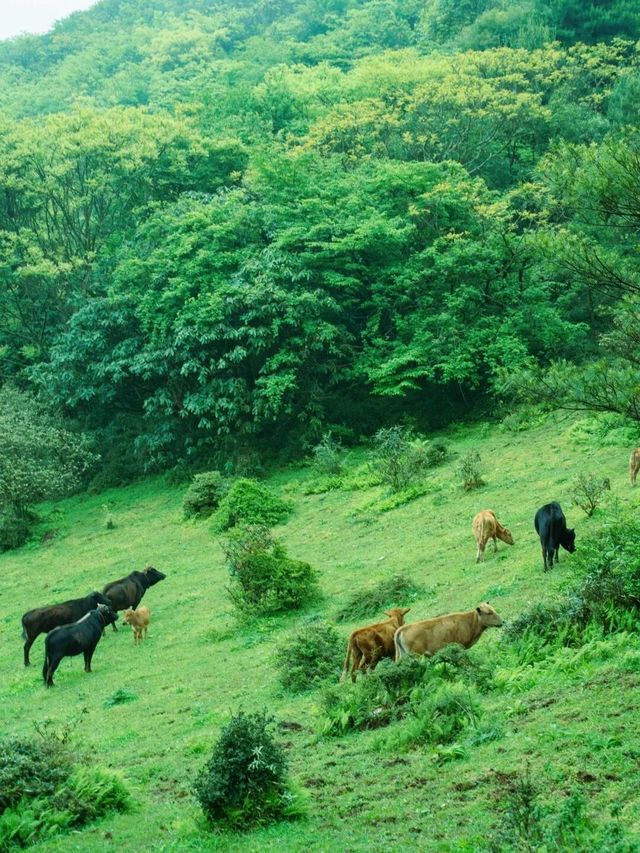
[274,619,343,693]
[183,471,228,519]
[193,711,297,830]
[0,737,73,815]
[212,479,293,531]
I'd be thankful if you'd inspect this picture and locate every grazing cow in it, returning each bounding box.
[630,448,640,486]
[341,607,410,683]
[395,603,502,661]
[472,509,514,563]
[103,566,166,629]
[122,606,151,645]
[21,591,112,666]
[534,502,575,572]
[42,604,118,687]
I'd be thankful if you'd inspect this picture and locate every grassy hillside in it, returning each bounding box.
[2,412,640,851]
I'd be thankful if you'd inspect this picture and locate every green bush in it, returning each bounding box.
[312,433,344,475]
[335,574,425,621]
[0,737,72,815]
[223,525,318,615]
[183,471,229,519]
[371,426,428,493]
[273,618,343,693]
[212,479,293,531]
[456,450,485,490]
[571,473,610,517]
[0,735,130,850]
[0,508,33,552]
[193,710,304,830]
[424,441,449,467]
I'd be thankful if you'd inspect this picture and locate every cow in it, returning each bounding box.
[394,603,502,661]
[122,606,151,645]
[341,607,410,683]
[102,566,166,629]
[534,502,575,572]
[472,509,514,563]
[42,604,118,687]
[21,590,112,666]
[630,448,640,486]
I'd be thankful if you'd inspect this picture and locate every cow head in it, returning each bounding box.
[562,528,576,553]
[476,602,502,628]
[122,608,135,625]
[96,603,118,628]
[143,566,166,587]
[500,527,515,545]
[384,607,411,626]
[90,591,112,608]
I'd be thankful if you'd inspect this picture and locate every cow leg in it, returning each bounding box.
[542,545,549,572]
[554,545,560,565]
[84,644,98,672]
[24,634,36,667]
[492,536,498,553]
[476,543,483,563]
[44,656,59,687]
[351,647,363,683]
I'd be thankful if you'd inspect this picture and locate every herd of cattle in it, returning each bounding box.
[22,566,166,686]
[19,447,640,689]
[341,499,577,682]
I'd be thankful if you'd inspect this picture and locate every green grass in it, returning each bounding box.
[2,413,640,851]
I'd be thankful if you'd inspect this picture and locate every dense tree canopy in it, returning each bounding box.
[0,0,638,475]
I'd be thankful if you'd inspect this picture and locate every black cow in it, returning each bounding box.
[22,590,112,666]
[42,604,118,687]
[534,502,576,572]
[103,566,166,629]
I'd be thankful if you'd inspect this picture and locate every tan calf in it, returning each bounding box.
[630,448,640,486]
[341,607,410,683]
[395,603,502,661]
[122,606,151,645]
[472,509,514,563]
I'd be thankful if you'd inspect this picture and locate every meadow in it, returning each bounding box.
[2,411,640,852]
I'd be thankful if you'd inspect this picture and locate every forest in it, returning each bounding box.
[1,0,640,502]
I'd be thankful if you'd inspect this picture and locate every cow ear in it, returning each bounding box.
[402,608,411,615]
[476,606,483,614]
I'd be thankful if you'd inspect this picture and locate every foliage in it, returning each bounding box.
[370,426,428,493]
[0,387,95,548]
[571,473,611,517]
[335,574,425,621]
[273,618,343,693]
[0,734,129,850]
[212,479,293,532]
[192,710,304,830]
[456,450,485,490]
[222,525,318,615]
[182,471,229,519]
[311,433,344,476]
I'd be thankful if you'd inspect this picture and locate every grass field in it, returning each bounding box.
[2,411,640,852]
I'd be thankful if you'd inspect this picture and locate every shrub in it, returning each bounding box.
[0,507,33,552]
[222,525,318,615]
[335,574,426,621]
[212,479,292,531]
[193,710,304,830]
[312,433,344,475]
[424,441,449,467]
[371,426,427,493]
[571,473,611,517]
[456,450,485,490]
[0,736,73,815]
[274,619,343,693]
[52,766,131,826]
[183,471,229,519]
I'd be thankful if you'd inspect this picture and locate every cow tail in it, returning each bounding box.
[341,637,353,682]
[21,617,27,640]
[394,628,407,663]
[42,652,49,683]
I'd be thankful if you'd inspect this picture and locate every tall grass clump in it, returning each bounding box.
[212,479,292,531]
[335,574,425,621]
[273,618,343,693]
[371,426,428,493]
[193,711,305,831]
[457,450,485,490]
[222,525,318,616]
[312,433,344,475]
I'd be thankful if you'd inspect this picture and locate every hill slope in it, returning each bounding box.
[2,412,640,851]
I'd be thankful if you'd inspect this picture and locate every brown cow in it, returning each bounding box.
[394,603,502,661]
[122,606,151,645]
[341,607,410,683]
[630,448,640,486]
[472,509,514,563]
